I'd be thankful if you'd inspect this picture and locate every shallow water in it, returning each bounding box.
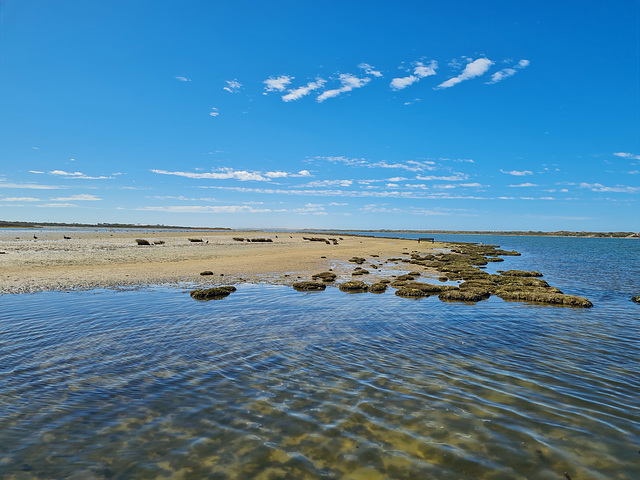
[1,235,639,479]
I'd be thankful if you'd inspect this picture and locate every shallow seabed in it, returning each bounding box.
[1,284,639,479]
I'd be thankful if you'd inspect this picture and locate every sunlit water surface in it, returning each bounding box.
[1,235,639,479]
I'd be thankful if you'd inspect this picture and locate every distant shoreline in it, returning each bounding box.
[1,221,638,238]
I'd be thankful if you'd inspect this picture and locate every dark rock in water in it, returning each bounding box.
[496,290,592,307]
[395,287,430,298]
[135,239,151,245]
[438,289,491,303]
[438,276,448,282]
[339,281,368,292]
[497,276,549,288]
[631,295,640,304]
[352,269,370,276]
[190,286,237,300]
[348,257,366,265]
[497,270,543,277]
[188,238,204,242]
[311,271,337,282]
[379,279,391,284]
[233,237,245,242]
[293,281,326,291]
[250,238,273,242]
[368,283,387,293]
[404,282,459,293]
[200,271,214,276]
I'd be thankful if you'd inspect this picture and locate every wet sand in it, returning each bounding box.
[0,229,445,294]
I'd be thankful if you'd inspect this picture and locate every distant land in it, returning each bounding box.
[0,220,231,230]
[307,229,640,238]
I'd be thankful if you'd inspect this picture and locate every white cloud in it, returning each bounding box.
[29,170,45,174]
[1,197,40,201]
[209,107,220,117]
[508,183,538,187]
[223,79,242,93]
[390,60,437,90]
[264,75,294,92]
[152,168,268,181]
[579,182,640,193]
[358,63,383,77]
[436,58,493,89]
[0,182,62,189]
[312,156,436,172]
[137,205,271,213]
[614,152,640,160]
[486,59,529,84]
[265,171,289,178]
[317,74,370,102]
[283,78,326,102]
[45,170,111,180]
[293,170,311,177]
[50,194,101,201]
[32,146,40,150]
[387,177,408,182]
[37,203,78,208]
[416,174,469,181]
[175,76,191,82]
[303,179,353,187]
[500,169,533,176]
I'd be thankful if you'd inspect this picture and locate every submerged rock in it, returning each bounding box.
[293,281,326,291]
[190,285,237,300]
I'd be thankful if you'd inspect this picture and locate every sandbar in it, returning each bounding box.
[0,230,446,294]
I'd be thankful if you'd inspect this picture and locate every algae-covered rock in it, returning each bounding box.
[395,287,430,298]
[438,289,491,303]
[496,290,592,307]
[497,276,550,288]
[200,271,214,276]
[405,282,459,293]
[368,283,388,293]
[190,285,237,300]
[339,281,368,292]
[348,257,366,265]
[135,239,151,245]
[631,295,640,304]
[311,271,337,282]
[497,270,543,277]
[352,269,370,276]
[293,282,326,291]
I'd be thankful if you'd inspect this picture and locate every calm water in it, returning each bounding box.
[1,235,639,479]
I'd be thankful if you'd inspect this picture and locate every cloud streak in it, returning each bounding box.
[317,74,370,102]
[283,79,326,102]
[390,60,438,90]
[436,58,493,89]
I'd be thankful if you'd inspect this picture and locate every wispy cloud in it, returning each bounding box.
[1,197,40,201]
[317,74,370,102]
[137,205,271,213]
[175,76,191,82]
[500,169,533,176]
[283,79,326,102]
[416,174,469,181]
[312,156,436,172]
[0,182,62,190]
[50,194,101,201]
[508,183,538,187]
[223,79,242,93]
[436,58,493,89]
[390,60,438,90]
[358,63,383,77]
[209,107,220,117]
[613,152,640,160]
[45,170,111,180]
[264,75,294,92]
[361,204,450,216]
[303,179,353,187]
[37,203,78,208]
[485,59,530,84]
[152,168,269,182]
[580,182,640,193]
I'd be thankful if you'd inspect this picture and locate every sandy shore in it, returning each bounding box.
[0,229,449,294]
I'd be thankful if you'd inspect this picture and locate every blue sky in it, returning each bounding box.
[1,0,639,231]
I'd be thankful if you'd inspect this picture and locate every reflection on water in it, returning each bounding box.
[1,284,639,479]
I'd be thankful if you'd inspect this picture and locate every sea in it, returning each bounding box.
[1,233,638,479]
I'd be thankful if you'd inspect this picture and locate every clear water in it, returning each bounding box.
[1,235,639,479]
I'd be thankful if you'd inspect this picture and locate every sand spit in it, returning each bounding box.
[0,229,441,294]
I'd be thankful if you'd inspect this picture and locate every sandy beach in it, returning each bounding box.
[0,229,446,294]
